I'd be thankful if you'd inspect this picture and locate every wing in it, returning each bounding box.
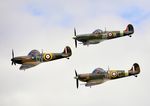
[85,79,106,87]
[19,62,40,70]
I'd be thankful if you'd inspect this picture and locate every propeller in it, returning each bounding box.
[12,49,14,59]
[75,70,79,89]
[11,49,16,65]
[74,28,77,48]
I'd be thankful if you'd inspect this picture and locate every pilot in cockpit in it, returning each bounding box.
[92,29,103,35]
[92,68,106,75]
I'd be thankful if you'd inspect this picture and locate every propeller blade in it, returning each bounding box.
[74,28,76,36]
[75,70,79,89]
[11,61,13,65]
[75,39,77,48]
[12,49,14,59]
[75,70,77,76]
[76,78,79,89]
[11,49,15,65]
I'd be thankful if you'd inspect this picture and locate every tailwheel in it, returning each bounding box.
[134,75,137,77]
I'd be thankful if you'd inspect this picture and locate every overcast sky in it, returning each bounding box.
[0,0,150,106]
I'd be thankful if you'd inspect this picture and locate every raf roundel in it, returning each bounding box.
[108,32,113,37]
[111,71,117,78]
[44,54,52,60]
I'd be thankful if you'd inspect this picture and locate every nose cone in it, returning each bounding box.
[73,37,76,39]
[11,57,23,64]
[74,76,78,79]
[11,58,15,62]
[11,58,16,65]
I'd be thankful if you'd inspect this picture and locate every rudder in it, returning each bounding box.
[62,46,72,57]
[124,24,134,35]
[128,63,140,76]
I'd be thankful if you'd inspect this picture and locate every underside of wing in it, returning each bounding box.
[76,35,91,42]
[85,79,106,87]
[82,39,104,45]
[20,62,40,70]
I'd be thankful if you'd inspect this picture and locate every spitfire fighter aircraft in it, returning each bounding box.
[74,63,140,88]
[73,24,134,48]
[11,46,72,70]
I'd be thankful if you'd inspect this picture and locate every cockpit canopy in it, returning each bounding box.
[28,50,40,57]
[92,68,106,74]
[92,29,103,34]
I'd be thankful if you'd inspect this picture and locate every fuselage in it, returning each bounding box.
[11,52,70,65]
[75,63,140,87]
[74,30,130,45]
[73,24,134,47]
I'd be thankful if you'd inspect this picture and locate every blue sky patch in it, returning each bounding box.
[58,15,74,27]
[120,6,150,24]
[24,4,44,16]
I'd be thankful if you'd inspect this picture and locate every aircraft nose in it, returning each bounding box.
[11,58,15,62]
[11,58,22,64]
[11,58,16,65]
[73,37,76,39]
[74,76,78,79]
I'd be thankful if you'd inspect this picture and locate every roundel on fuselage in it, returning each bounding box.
[43,53,53,61]
[109,71,118,78]
[108,32,113,37]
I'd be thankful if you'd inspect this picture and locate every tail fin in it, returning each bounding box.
[128,63,140,77]
[124,24,134,35]
[62,46,72,58]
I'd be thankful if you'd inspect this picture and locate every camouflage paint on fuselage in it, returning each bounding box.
[11,46,72,70]
[73,24,134,47]
[42,53,66,62]
[74,63,140,88]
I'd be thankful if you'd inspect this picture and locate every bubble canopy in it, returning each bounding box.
[28,50,40,57]
[92,29,103,34]
[92,68,106,74]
